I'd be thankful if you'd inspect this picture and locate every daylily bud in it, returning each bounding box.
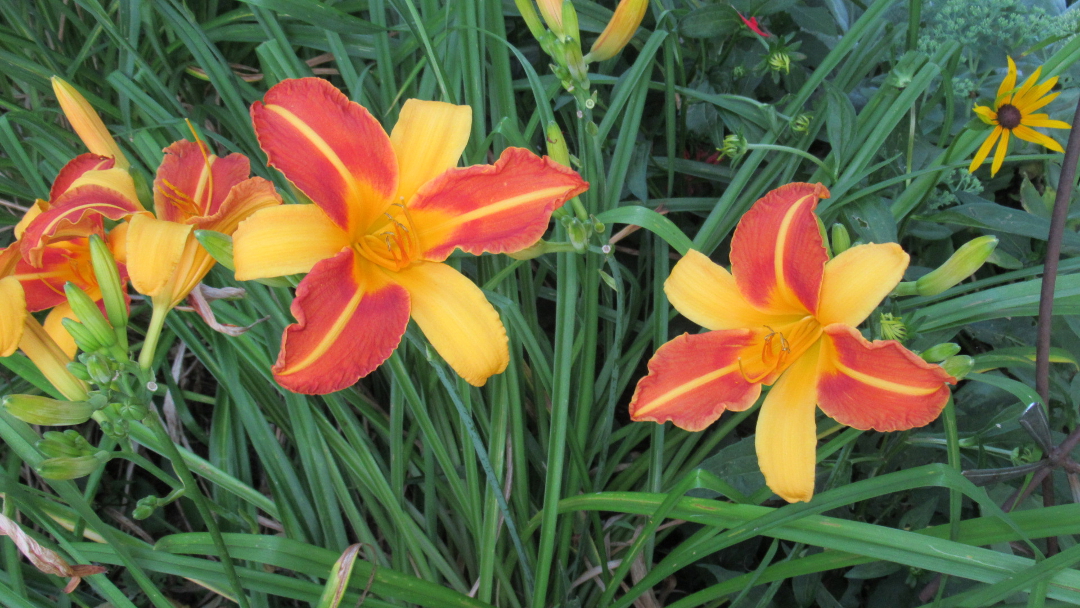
[64,283,116,351]
[920,343,961,363]
[60,318,101,354]
[194,230,236,271]
[37,429,92,458]
[585,0,648,63]
[941,355,974,380]
[2,395,95,426]
[733,65,747,79]
[914,236,998,296]
[84,354,115,386]
[67,361,93,382]
[536,0,565,35]
[51,77,129,169]
[719,133,748,161]
[545,121,571,167]
[37,452,111,480]
[88,234,128,332]
[791,113,812,133]
[830,223,851,255]
[514,0,549,41]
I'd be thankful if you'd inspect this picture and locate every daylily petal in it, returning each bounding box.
[755,343,821,503]
[730,182,829,316]
[1012,125,1065,153]
[665,249,781,331]
[49,154,115,201]
[0,243,18,277]
[274,251,410,394]
[252,77,397,232]
[629,329,762,432]
[44,303,79,358]
[817,324,954,431]
[969,127,1002,173]
[0,277,27,356]
[126,214,192,299]
[816,243,908,327]
[388,261,508,386]
[996,57,1018,104]
[407,148,588,261]
[18,316,88,401]
[990,129,1011,176]
[15,239,95,312]
[14,201,45,240]
[233,204,349,280]
[154,140,250,222]
[587,0,648,62]
[193,176,282,234]
[390,99,472,205]
[165,237,217,310]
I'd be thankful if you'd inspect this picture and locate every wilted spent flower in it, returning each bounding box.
[879,313,908,341]
[718,133,748,161]
[791,113,813,133]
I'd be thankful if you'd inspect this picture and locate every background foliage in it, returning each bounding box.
[3,0,1080,606]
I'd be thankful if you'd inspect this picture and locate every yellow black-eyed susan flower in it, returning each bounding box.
[969,57,1070,176]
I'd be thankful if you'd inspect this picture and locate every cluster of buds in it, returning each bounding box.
[516,0,648,99]
[36,429,113,480]
[920,342,975,380]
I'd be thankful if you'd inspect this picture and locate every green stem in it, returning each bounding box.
[143,410,251,608]
[138,304,169,370]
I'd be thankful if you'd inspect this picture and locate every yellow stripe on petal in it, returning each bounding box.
[68,168,139,206]
[14,201,44,240]
[0,277,27,357]
[233,205,348,281]
[1012,125,1064,152]
[44,303,79,359]
[390,99,472,205]
[755,344,821,503]
[665,249,778,331]
[126,214,191,300]
[816,243,908,327]
[389,261,509,386]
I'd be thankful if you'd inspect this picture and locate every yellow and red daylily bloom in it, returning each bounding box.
[233,78,588,394]
[629,183,956,503]
[969,57,1070,176]
[126,139,281,311]
[585,0,649,62]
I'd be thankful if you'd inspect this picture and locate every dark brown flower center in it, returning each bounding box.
[997,104,1022,130]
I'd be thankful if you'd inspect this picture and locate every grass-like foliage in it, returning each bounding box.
[2,0,1080,606]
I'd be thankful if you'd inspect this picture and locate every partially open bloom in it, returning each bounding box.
[51,77,130,170]
[233,78,588,394]
[585,0,648,62]
[969,57,1070,176]
[126,140,281,311]
[630,183,955,503]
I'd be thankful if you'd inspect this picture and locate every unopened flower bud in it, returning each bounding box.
[88,234,128,332]
[3,395,95,426]
[567,219,591,252]
[941,355,974,380]
[64,283,115,350]
[791,113,812,133]
[60,319,101,354]
[51,77,130,169]
[84,354,114,386]
[768,50,791,74]
[719,133,748,161]
[585,0,647,63]
[38,430,92,458]
[132,496,160,520]
[830,223,851,255]
[67,361,93,382]
[920,343,961,363]
[37,451,111,480]
[879,313,907,341]
[536,0,565,36]
[545,121,571,167]
[915,236,998,296]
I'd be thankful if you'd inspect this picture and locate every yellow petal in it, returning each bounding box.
[389,99,472,205]
[126,213,191,299]
[44,303,79,359]
[991,129,1011,176]
[233,204,349,281]
[1024,114,1071,130]
[1014,76,1058,112]
[67,167,140,207]
[996,57,1018,104]
[19,316,88,401]
[665,249,778,330]
[1010,65,1043,106]
[1012,125,1064,152]
[388,261,508,386]
[14,201,45,240]
[1019,91,1060,116]
[972,105,997,125]
[816,243,908,327]
[587,0,648,62]
[756,343,821,503]
[0,277,27,357]
[51,76,130,169]
[969,127,1002,173]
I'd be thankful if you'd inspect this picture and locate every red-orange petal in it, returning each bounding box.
[408,147,588,261]
[49,154,115,201]
[730,183,829,316]
[154,140,251,222]
[251,78,397,233]
[629,330,762,432]
[273,250,410,394]
[192,176,282,235]
[15,238,96,312]
[19,187,143,266]
[817,324,955,431]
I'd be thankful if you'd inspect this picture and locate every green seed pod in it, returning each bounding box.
[920,343,961,363]
[544,121,571,168]
[2,395,95,426]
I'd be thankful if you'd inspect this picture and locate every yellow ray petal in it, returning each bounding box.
[755,344,821,503]
[990,129,1011,176]
[1012,125,1064,152]
[816,243,908,327]
[233,204,349,281]
[389,99,472,205]
[1024,115,1072,130]
[44,303,79,358]
[0,277,27,357]
[126,214,191,300]
[388,261,508,386]
[1014,76,1058,111]
[665,249,781,330]
[1010,65,1044,106]
[972,105,997,125]
[1019,91,1061,116]
[996,57,1018,104]
[969,127,1003,173]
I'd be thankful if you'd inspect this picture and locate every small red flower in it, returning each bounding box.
[737,11,770,37]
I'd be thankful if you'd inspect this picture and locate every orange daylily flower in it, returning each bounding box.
[630,183,956,503]
[51,76,130,170]
[233,78,588,394]
[126,139,281,311]
[585,0,649,62]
